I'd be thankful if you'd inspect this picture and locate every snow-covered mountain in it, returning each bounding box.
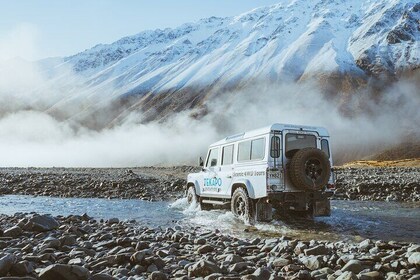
[38,0,419,125]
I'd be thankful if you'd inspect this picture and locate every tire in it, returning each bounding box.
[288,147,331,190]
[186,186,198,205]
[231,188,254,223]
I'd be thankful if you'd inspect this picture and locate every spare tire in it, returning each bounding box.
[288,147,331,190]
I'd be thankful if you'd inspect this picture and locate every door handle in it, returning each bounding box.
[227,175,232,178]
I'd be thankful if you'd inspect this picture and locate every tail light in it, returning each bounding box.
[327,183,335,190]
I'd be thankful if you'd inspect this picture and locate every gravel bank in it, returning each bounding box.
[333,167,420,202]
[0,213,419,280]
[0,166,419,202]
[0,167,197,201]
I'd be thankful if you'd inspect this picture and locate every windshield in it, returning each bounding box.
[285,133,316,158]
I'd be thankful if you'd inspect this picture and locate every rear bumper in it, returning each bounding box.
[267,191,331,216]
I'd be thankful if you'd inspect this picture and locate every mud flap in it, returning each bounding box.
[256,200,273,222]
[313,199,331,217]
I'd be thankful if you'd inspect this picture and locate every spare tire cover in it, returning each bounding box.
[288,147,331,190]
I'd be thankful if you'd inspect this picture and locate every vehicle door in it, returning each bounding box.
[201,146,222,196]
[219,144,234,196]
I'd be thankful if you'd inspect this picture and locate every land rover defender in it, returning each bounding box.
[186,123,334,222]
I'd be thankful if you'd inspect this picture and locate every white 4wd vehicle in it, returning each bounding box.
[186,123,334,222]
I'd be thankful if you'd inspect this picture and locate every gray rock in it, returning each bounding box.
[197,245,214,254]
[359,271,383,280]
[107,218,119,225]
[0,254,16,277]
[10,261,34,276]
[300,256,324,270]
[225,254,244,264]
[39,264,90,280]
[25,215,59,232]
[188,260,222,277]
[149,271,167,280]
[3,226,22,238]
[91,273,118,280]
[130,250,147,264]
[342,260,363,274]
[229,262,249,273]
[272,257,290,267]
[408,275,420,280]
[304,244,330,256]
[336,271,358,280]
[0,277,37,280]
[408,253,420,265]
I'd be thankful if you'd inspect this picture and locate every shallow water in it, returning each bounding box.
[0,195,419,243]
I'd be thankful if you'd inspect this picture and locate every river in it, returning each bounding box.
[0,195,419,243]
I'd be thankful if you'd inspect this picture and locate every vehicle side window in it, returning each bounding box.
[206,147,219,167]
[321,139,330,157]
[222,145,234,165]
[238,141,251,162]
[238,138,265,162]
[251,138,265,160]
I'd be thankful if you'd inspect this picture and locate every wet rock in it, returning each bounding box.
[226,254,244,264]
[359,271,383,280]
[149,271,167,280]
[91,274,118,280]
[300,256,324,270]
[341,260,364,274]
[25,215,59,232]
[0,254,16,276]
[408,252,420,265]
[10,261,34,276]
[197,245,214,254]
[272,257,290,268]
[336,271,358,280]
[304,245,330,256]
[188,260,222,277]
[39,264,90,280]
[3,226,22,238]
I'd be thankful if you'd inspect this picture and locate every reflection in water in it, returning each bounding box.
[0,195,419,242]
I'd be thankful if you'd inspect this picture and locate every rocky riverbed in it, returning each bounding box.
[0,213,419,280]
[0,167,195,201]
[333,167,420,202]
[0,166,419,202]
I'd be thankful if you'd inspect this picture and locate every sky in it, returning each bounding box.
[0,0,281,61]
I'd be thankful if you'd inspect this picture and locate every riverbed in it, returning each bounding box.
[1,195,419,243]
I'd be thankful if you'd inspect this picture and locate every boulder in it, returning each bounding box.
[188,260,222,277]
[24,215,59,232]
[304,245,331,256]
[342,260,363,274]
[408,253,420,265]
[10,261,34,276]
[3,226,22,238]
[0,254,16,277]
[39,264,90,280]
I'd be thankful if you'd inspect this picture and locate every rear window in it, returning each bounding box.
[285,133,316,158]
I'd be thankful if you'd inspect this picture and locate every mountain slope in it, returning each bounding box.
[35,0,420,126]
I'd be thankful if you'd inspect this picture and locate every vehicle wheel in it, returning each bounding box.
[231,188,254,223]
[288,147,331,190]
[186,186,198,205]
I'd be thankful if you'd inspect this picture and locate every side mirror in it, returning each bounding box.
[198,157,204,167]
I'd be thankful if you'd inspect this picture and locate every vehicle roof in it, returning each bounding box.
[210,123,329,147]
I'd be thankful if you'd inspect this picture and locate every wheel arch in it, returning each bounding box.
[187,181,201,196]
[230,179,256,199]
